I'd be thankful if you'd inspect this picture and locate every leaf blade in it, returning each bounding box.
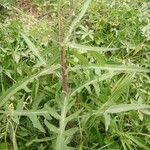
[0,65,60,107]
[105,104,150,114]
[64,0,92,44]
[44,119,59,134]
[21,33,46,66]
[28,115,45,133]
[68,42,119,52]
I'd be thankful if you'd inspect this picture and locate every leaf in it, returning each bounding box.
[22,85,31,93]
[93,82,100,96]
[11,95,25,124]
[44,119,59,134]
[69,64,150,73]
[105,104,150,114]
[73,51,88,64]
[140,109,150,115]
[0,65,60,107]
[68,42,119,52]
[28,115,45,133]
[109,74,134,102]
[0,143,8,150]
[7,108,50,132]
[65,109,82,123]
[138,111,144,121]
[32,94,43,110]
[66,99,76,111]
[12,110,49,116]
[44,104,60,120]
[70,73,116,96]
[104,113,111,131]
[25,137,55,147]
[13,52,20,64]
[127,135,150,150]
[21,33,46,66]
[64,0,92,44]
[64,127,78,136]
[89,51,106,65]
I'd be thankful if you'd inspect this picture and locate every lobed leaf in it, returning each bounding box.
[21,33,46,66]
[44,119,59,134]
[0,65,60,107]
[64,0,92,44]
[70,73,116,96]
[28,115,45,133]
[64,127,78,136]
[65,109,82,123]
[68,42,119,52]
[69,64,150,73]
[44,104,60,120]
[105,104,150,114]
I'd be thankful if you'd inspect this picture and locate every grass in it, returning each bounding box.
[0,0,150,149]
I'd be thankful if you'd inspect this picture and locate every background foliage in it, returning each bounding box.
[0,0,150,149]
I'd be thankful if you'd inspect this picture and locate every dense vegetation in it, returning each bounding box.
[0,0,150,149]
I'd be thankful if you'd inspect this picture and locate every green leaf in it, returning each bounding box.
[21,33,46,66]
[64,0,92,44]
[127,135,150,150]
[0,143,8,150]
[32,94,43,109]
[11,95,25,124]
[28,115,45,133]
[105,104,150,114]
[70,64,150,73]
[0,65,60,107]
[89,51,106,65]
[65,109,82,123]
[73,51,88,65]
[44,104,60,120]
[66,99,76,111]
[109,74,134,102]
[12,110,49,116]
[44,119,59,133]
[93,82,100,96]
[70,73,116,96]
[25,137,55,147]
[104,113,111,131]
[68,42,119,52]
[140,109,150,115]
[64,127,78,136]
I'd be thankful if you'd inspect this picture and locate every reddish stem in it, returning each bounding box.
[58,4,68,96]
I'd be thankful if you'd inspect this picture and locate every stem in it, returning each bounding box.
[56,97,68,150]
[58,0,68,96]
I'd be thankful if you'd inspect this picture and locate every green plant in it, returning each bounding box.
[0,0,150,149]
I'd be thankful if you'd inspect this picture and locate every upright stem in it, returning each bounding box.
[58,0,68,96]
